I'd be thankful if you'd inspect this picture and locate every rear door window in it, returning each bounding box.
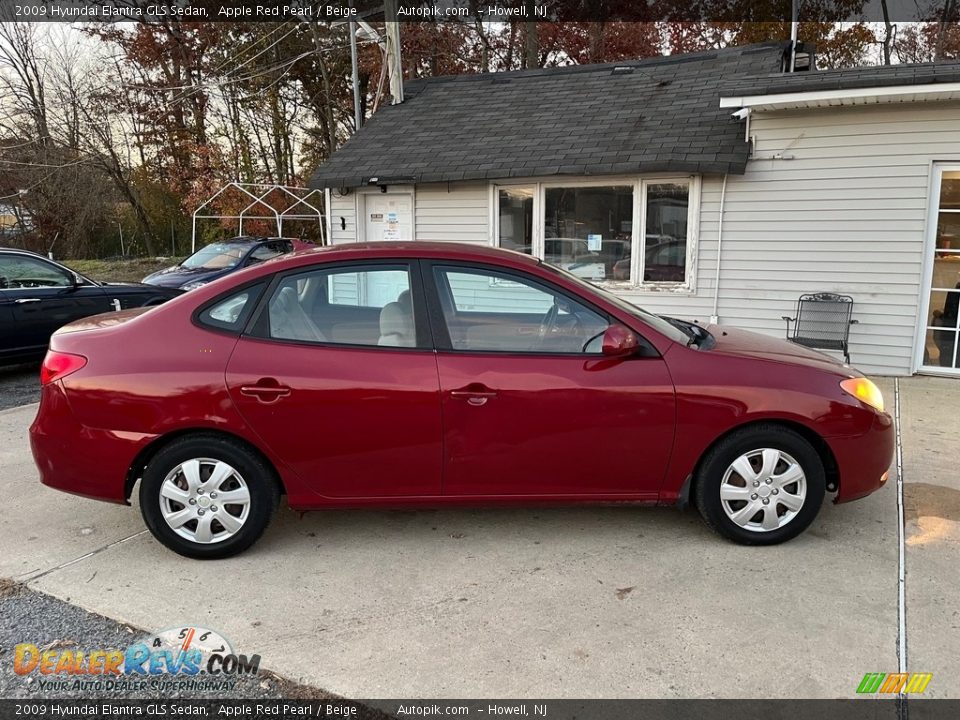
[259,264,422,348]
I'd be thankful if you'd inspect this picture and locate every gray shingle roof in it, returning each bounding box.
[308,42,790,189]
[724,60,960,97]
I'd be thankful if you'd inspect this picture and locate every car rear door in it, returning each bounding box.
[225,260,443,499]
[425,262,675,498]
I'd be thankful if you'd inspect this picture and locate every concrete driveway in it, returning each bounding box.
[1,376,957,698]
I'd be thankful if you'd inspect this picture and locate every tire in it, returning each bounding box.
[139,434,279,559]
[693,424,825,546]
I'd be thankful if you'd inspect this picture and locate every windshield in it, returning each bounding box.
[181,243,247,270]
[539,262,692,345]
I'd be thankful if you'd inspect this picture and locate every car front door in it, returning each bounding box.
[225,260,443,499]
[426,263,675,498]
[0,254,111,356]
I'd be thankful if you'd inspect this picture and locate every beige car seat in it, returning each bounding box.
[270,286,326,342]
[378,290,415,347]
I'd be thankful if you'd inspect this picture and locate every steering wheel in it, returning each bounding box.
[537,302,584,351]
[536,303,560,349]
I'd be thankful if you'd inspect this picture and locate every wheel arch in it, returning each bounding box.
[124,428,286,502]
[681,418,840,507]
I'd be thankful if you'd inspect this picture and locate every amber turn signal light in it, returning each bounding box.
[839,377,885,413]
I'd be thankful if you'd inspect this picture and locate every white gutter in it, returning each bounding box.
[324,188,333,245]
[720,81,960,111]
[710,173,728,325]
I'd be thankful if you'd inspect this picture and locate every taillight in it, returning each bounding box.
[40,351,87,385]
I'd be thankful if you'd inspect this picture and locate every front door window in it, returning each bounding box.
[433,266,610,354]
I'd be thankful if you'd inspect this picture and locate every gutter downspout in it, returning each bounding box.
[349,19,362,130]
[789,0,799,72]
[710,173,728,325]
[324,188,333,245]
[384,0,404,104]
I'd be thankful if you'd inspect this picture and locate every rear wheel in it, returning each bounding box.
[139,435,279,559]
[694,425,825,545]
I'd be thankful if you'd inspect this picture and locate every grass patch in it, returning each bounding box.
[0,577,23,598]
[70,258,183,283]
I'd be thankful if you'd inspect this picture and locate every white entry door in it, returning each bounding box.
[363,193,413,242]
[919,165,960,374]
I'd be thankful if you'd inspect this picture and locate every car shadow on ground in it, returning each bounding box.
[250,485,890,556]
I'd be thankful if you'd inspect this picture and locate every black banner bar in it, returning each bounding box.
[0,0,955,24]
[2,699,960,720]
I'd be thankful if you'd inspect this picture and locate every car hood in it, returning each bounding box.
[55,307,153,335]
[704,324,854,374]
[142,266,224,288]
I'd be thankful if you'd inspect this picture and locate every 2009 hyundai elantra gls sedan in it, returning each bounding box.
[30,242,893,558]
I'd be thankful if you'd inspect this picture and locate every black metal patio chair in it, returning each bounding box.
[782,293,858,364]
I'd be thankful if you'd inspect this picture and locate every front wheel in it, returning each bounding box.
[139,435,279,559]
[693,425,825,545]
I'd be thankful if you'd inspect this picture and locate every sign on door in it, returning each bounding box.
[365,195,412,241]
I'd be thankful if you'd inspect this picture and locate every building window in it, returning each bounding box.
[494,178,697,289]
[497,187,533,255]
[544,185,633,283]
[643,183,690,283]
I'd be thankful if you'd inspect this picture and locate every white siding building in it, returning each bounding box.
[311,42,960,376]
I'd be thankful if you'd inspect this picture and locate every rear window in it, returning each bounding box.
[196,283,264,333]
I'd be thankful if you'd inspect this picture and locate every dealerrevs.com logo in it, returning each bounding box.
[13,625,260,693]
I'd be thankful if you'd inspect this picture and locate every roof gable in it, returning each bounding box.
[309,42,789,189]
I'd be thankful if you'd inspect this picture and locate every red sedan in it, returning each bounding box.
[30,243,893,558]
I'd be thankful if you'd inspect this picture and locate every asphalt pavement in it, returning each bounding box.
[0,364,39,411]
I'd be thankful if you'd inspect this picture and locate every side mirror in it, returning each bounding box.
[63,272,83,290]
[601,324,640,357]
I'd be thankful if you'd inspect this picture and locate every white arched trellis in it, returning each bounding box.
[191,183,326,252]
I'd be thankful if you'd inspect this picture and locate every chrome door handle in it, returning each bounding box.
[239,382,292,403]
[14,298,41,304]
[450,385,499,406]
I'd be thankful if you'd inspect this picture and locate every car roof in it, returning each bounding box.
[0,247,44,256]
[211,236,268,246]
[285,241,542,267]
[204,236,299,248]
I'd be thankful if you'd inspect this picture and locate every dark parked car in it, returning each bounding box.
[0,248,182,365]
[142,236,298,291]
[613,239,686,282]
[31,242,892,559]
